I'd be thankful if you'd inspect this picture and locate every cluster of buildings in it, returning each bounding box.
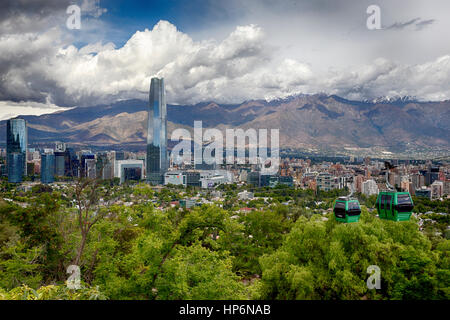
[1,78,449,200]
[0,78,168,185]
[0,130,146,185]
[273,157,450,200]
[0,78,294,188]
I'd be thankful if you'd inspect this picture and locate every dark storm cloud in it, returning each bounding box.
[0,0,68,19]
[0,0,109,106]
[0,0,70,34]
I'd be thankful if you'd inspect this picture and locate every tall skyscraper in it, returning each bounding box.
[96,152,110,179]
[7,153,25,183]
[66,147,79,177]
[147,77,168,184]
[6,118,27,183]
[41,153,55,184]
[80,153,95,178]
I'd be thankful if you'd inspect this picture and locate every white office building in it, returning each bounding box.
[115,160,144,184]
[362,179,379,196]
[164,171,186,186]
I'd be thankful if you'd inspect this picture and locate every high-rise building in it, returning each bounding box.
[41,153,55,184]
[115,160,144,184]
[317,172,341,191]
[362,179,378,196]
[411,173,425,190]
[80,153,95,178]
[96,152,109,179]
[6,118,27,183]
[443,180,450,195]
[185,171,201,187]
[123,167,142,183]
[26,162,35,177]
[66,148,79,177]
[354,175,365,193]
[428,166,440,185]
[415,187,431,199]
[7,153,25,183]
[147,77,168,184]
[400,176,411,193]
[247,171,260,187]
[430,181,444,199]
[54,149,72,177]
[278,176,294,187]
[98,152,114,180]
[85,158,97,179]
[164,171,186,186]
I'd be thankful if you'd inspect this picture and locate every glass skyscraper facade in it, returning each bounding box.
[7,153,25,183]
[54,151,68,176]
[6,118,27,183]
[41,154,55,184]
[147,77,168,184]
[123,167,142,183]
[67,148,79,177]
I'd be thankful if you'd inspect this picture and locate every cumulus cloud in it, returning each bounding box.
[0,0,107,35]
[327,56,450,101]
[1,18,450,113]
[81,0,107,18]
[0,20,313,106]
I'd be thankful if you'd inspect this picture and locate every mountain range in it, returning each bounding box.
[0,94,449,154]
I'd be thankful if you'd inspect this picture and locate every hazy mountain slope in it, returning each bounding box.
[0,95,448,150]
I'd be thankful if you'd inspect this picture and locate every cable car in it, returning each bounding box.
[376,191,414,221]
[333,197,361,223]
[375,161,414,221]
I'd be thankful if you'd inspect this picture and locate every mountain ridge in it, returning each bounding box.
[0,94,449,153]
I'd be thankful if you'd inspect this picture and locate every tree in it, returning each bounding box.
[0,283,107,300]
[71,177,112,266]
[155,244,248,299]
[219,208,292,276]
[0,242,43,290]
[257,209,449,300]
[4,193,66,283]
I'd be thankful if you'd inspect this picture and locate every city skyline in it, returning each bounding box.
[0,1,448,160]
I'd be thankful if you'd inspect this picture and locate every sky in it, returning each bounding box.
[1,0,450,119]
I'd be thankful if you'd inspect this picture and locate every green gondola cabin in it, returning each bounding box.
[333,197,361,223]
[376,191,414,221]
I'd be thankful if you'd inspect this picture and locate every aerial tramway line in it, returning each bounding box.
[333,184,361,223]
[333,161,414,223]
[376,162,414,221]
